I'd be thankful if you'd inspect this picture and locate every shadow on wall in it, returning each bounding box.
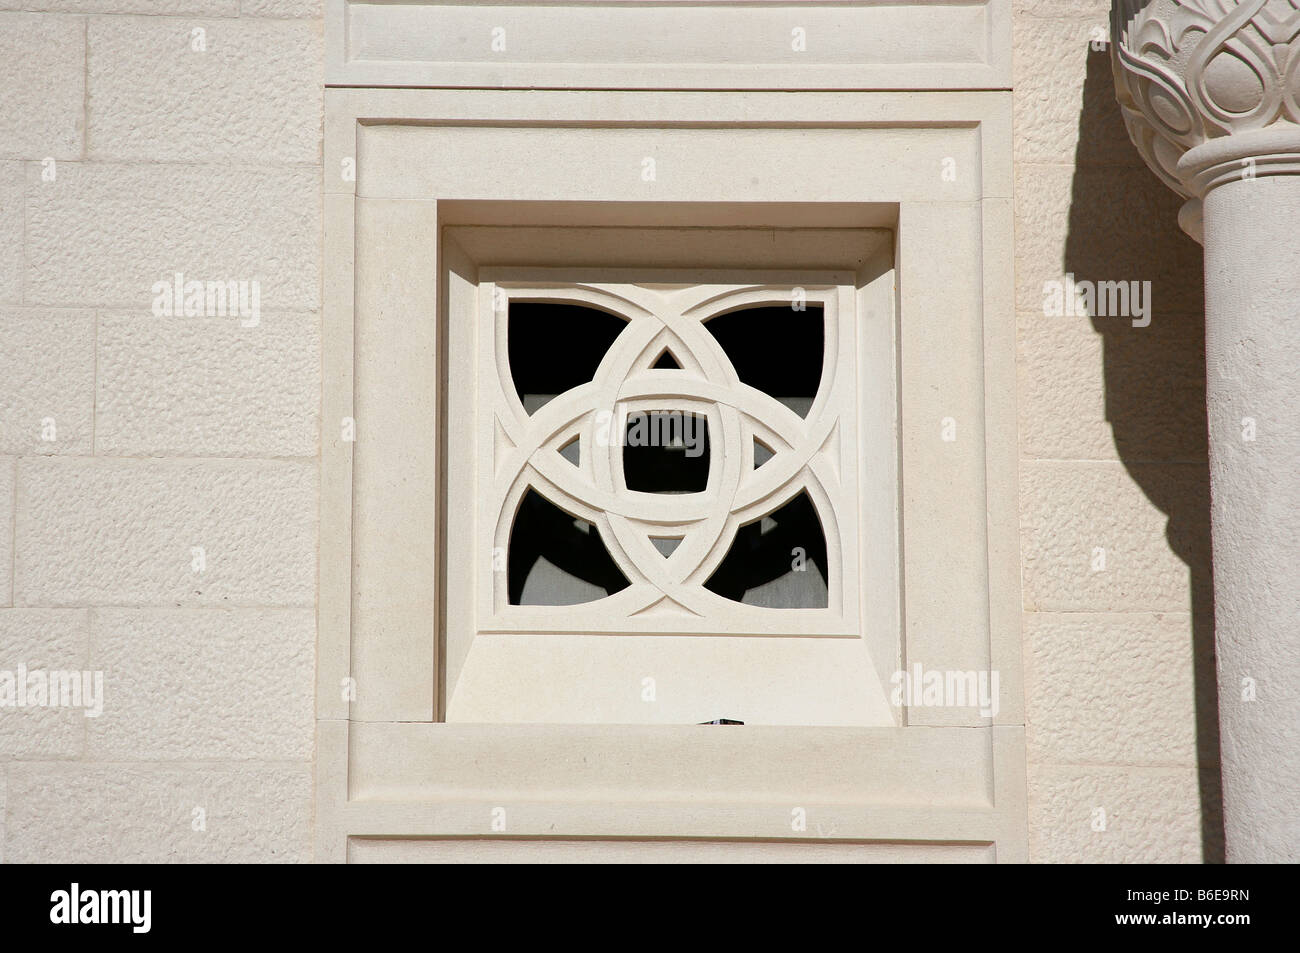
[1064,49,1224,862]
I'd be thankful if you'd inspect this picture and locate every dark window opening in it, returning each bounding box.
[508,488,630,605]
[704,305,824,417]
[623,411,710,493]
[704,492,828,607]
[509,302,627,413]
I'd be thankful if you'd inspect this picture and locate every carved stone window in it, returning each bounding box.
[445,273,890,725]
[320,77,1026,859]
[493,281,851,622]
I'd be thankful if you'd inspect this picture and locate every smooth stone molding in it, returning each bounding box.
[326,0,1012,90]
[348,838,998,864]
[1112,0,1300,862]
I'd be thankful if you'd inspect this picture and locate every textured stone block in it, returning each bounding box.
[0,161,22,303]
[1020,460,1210,612]
[1013,16,1137,167]
[1028,764,1205,862]
[1013,0,1112,17]
[1014,163,1202,317]
[25,162,319,311]
[3,762,311,862]
[0,13,84,160]
[88,16,322,162]
[0,609,90,758]
[0,458,11,604]
[96,310,320,457]
[15,459,316,607]
[88,608,313,760]
[241,0,321,16]
[1024,612,1199,766]
[1016,309,1208,462]
[0,308,95,455]
[0,2,236,12]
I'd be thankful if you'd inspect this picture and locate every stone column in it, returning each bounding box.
[1111,0,1300,862]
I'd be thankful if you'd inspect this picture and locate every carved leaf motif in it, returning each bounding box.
[1112,0,1300,195]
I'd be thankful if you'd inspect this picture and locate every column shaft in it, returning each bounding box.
[1201,175,1300,862]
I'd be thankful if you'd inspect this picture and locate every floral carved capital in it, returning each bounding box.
[1111,0,1300,206]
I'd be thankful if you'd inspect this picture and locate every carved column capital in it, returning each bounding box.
[1111,0,1300,237]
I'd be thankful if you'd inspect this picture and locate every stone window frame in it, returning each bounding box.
[316,87,1024,862]
[444,268,890,727]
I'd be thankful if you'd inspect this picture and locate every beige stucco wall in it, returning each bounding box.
[0,0,1216,862]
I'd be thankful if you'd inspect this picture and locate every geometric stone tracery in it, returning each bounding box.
[488,282,850,623]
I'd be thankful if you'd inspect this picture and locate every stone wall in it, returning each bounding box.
[0,0,322,862]
[1013,0,1218,862]
[0,0,1218,862]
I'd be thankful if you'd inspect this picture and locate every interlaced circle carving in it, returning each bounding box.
[489,282,847,619]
